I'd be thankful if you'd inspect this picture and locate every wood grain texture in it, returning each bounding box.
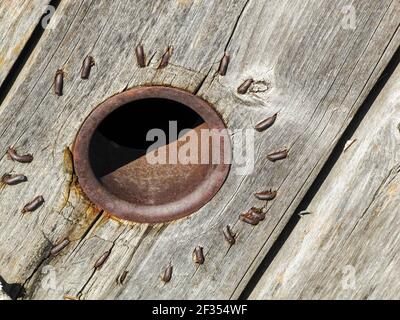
[250,62,400,300]
[0,0,398,299]
[0,0,51,88]
[0,289,11,300]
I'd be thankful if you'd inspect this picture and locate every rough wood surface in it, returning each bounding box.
[250,62,400,300]
[0,0,51,88]
[0,288,11,300]
[0,0,399,299]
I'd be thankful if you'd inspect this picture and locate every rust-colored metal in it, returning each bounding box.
[7,147,33,163]
[254,189,277,201]
[248,207,265,221]
[73,86,231,223]
[239,207,265,225]
[22,196,44,213]
[267,149,288,162]
[240,213,259,225]
[116,270,128,285]
[135,44,146,68]
[218,53,230,76]
[94,250,111,269]
[54,69,64,96]
[192,246,204,265]
[50,238,70,256]
[223,225,235,245]
[158,46,173,69]
[1,173,27,186]
[255,113,277,132]
[237,79,253,94]
[161,264,173,283]
[81,55,95,79]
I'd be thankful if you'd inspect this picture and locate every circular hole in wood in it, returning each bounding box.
[73,86,231,223]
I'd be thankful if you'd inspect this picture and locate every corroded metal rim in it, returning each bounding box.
[73,86,231,223]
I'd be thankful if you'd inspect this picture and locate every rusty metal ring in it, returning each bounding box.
[73,86,231,223]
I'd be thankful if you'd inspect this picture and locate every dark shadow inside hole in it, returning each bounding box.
[89,98,205,178]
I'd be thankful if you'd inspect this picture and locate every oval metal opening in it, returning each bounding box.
[74,86,231,223]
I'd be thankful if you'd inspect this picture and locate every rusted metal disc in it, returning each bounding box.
[73,86,231,223]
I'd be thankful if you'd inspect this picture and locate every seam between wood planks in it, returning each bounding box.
[0,0,61,111]
[239,43,400,299]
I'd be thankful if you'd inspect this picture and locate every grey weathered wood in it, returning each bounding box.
[0,0,51,88]
[0,0,399,299]
[250,62,400,300]
[0,288,11,300]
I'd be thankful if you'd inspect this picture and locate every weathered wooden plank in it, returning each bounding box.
[0,0,399,300]
[250,62,400,300]
[0,288,11,300]
[0,0,51,88]
[0,0,249,298]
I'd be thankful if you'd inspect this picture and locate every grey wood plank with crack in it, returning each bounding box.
[0,0,51,89]
[0,0,398,299]
[250,61,400,300]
